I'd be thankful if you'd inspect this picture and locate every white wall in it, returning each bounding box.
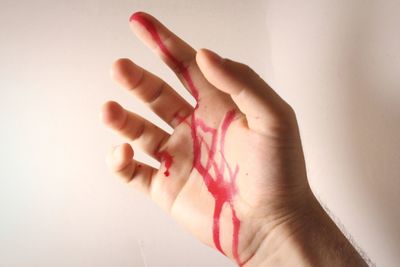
[0,0,398,266]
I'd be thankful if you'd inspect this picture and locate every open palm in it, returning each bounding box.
[102,12,311,266]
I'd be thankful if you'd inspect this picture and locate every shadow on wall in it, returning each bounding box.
[339,0,400,262]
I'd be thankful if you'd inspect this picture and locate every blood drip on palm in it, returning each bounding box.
[157,150,173,177]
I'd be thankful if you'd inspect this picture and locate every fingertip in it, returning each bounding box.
[127,11,164,51]
[110,58,133,79]
[196,48,207,60]
[129,11,149,23]
[115,143,134,160]
[128,11,152,33]
[129,11,141,22]
[107,143,134,172]
[196,48,223,66]
[195,49,206,69]
[101,101,124,127]
[110,58,142,90]
[196,49,225,83]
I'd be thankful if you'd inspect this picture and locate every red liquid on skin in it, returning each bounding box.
[131,12,250,266]
[157,150,173,177]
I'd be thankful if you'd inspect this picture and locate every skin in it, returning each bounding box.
[101,12,368,267]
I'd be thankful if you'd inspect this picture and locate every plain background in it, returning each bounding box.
[1,0,399,266]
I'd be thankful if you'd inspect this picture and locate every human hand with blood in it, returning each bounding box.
[101,12,368,267]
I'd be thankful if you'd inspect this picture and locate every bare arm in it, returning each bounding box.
[248,194,368,266]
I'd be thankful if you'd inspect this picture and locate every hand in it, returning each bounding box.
[101,12,367,267]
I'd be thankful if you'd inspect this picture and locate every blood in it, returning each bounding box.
[131,12,250,266]
[157,150,173,177]
[172,110,190,126]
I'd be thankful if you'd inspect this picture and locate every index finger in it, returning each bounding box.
[129,12,211,101]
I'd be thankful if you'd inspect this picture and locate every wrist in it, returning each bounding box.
[244,189,317,267]
[244,190,368,267]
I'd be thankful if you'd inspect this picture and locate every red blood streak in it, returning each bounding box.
[172,110,190,126]
[131,12,250,266]
[157,150,173,177]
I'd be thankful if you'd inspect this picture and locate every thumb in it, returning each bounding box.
[196,49,296,136]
